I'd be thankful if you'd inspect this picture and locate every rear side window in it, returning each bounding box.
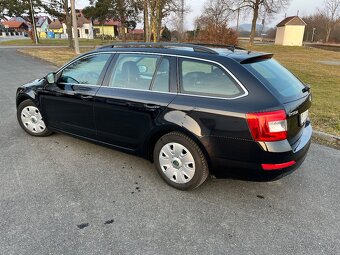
[179,59,243,98]
[244,59,305,101]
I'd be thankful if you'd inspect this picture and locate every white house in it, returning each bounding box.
[62,9,93,39]
[275,16,306,46]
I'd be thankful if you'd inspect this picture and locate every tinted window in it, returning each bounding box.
[244,59,305,100]
[60,54,111,85]
[109,54,161,90]
[180,59,242,98]
[151,58,170,92]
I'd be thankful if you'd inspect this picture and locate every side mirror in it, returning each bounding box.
[46,72,56,84]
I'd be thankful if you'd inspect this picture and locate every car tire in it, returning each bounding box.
[153,132,209,190]
[17,99,52,137]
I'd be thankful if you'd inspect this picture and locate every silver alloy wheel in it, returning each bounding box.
[159,142,196,184]
[20,106,46,134]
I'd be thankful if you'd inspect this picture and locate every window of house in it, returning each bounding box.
[85,29,89,34]
[180,59,242,98]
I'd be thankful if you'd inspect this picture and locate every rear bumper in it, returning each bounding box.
[208,121,312,179]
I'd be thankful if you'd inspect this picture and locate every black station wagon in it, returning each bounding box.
[16,43,312,190]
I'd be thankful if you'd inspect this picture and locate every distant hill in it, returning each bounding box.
[234,23,266,32]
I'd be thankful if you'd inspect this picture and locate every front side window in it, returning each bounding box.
[180,59,243,98]
[59,54,111,85]
[109,54,162,90]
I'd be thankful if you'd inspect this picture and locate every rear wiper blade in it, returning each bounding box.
[302,84,311,93]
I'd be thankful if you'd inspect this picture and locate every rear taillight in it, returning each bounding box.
[262,161,296,170]
[246,110,287,142]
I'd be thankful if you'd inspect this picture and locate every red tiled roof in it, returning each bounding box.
[2,21,28,29]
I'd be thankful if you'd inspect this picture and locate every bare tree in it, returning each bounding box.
[205,0,231,25]
[194,0,237,45]
[143,0,182,42]
[303,13,329,42]
[322,0,340,42]
[226,0,290,45]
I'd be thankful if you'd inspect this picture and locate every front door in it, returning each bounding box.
[40,53,112,138]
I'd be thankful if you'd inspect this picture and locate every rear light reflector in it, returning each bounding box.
[262,161,296,170]
[246,110,287,142]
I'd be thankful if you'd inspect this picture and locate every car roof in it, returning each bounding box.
[90,43,273,63]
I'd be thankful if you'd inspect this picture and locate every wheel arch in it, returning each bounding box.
[16,94,35,108]
[16,88,38,108]
[144,125,212,172]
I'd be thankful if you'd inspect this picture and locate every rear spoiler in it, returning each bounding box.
[240,53,274,64]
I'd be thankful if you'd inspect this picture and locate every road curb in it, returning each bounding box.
[312,131,340,147]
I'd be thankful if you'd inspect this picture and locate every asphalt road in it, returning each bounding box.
[0,49,339,255]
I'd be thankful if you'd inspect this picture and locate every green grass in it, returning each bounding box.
[17,48,93,67]
[17,44,340,136]
[0,38,116,46]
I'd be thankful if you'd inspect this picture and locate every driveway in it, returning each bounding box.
[0,48,339,255]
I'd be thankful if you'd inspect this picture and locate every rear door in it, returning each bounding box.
[41,53,112,138]
[243,58,312,146]
[93,53,177,150]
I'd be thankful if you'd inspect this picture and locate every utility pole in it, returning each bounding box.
[311,28,316,42]
[70,0,80,54]
[180,0,184,41]
[29,0,38,45]
[236,8,240,33]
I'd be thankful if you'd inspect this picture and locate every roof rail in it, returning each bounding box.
[193,43,247,52]
[98,42,219,54]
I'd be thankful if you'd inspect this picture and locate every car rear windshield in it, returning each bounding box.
[244,59,305,102]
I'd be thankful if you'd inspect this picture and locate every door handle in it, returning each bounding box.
[144,104,160,110]
[80,95,93,100]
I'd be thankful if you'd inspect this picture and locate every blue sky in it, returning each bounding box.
[77,0,324,29]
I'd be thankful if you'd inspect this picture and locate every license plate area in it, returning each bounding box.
[299,110,308,126]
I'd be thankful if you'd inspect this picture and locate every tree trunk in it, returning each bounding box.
[64,1,73,49]
[150,1,157,42]
[157,16,162,41]
[28,8,39,44]
[326,27,331,43]
[70,0,80,54]
[249,1,260,46]
[152,20,158,42]
[120,22,127,42]
[144,0,150,42]
[149,0,164,43]
[155,0,162,42]
[66,17,73,48]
